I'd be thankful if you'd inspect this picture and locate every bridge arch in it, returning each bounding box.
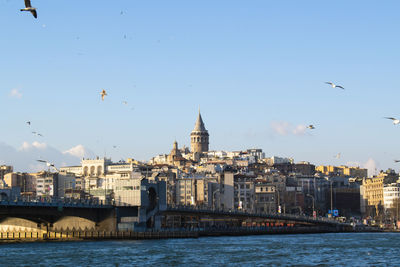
[52,216,96,231]
[0,217,43,232]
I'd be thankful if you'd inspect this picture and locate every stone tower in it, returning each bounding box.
[190,111,209,154]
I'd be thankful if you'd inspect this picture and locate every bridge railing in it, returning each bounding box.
[165,205,344,225]
[0,198,144,208]
[0,199,114,208]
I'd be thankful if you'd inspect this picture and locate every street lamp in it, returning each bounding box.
[306,194,315,217]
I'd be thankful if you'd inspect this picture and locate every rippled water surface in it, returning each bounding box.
[1,233,399,266]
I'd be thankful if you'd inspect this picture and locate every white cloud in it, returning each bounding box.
[271,121,290,136]
[0,141,84,172]
[9,88,22,98]
[20,141,47,151]
[63,144,94,159]
[270,121,308,136]
[32,141,47,149]
[20,141,31,151]
[293,125,307,136]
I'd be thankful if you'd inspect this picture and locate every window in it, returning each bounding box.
[123,186,133,190]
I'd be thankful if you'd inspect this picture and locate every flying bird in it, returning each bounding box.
[32,131,43,137]
[335,153,341,159]
[325,82,344,90]
[20,0,37,18]
[37,159,58,171]
[384,117,400,125]
[307,125,315,130]
[122,101,128,105]
[26,121,31,125]
[394,160,400,163]
[100,89,107,101]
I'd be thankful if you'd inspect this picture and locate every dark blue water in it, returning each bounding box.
[0,233,399,266]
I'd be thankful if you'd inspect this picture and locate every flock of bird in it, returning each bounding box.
[18,1,400,166]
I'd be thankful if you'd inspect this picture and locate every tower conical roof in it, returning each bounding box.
[193,112,207,132]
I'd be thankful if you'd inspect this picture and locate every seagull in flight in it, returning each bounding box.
[32,131,43,137]
[100,89,107,101]
[37,159,58,171]
[325,82,344,90]
[384,117,400,125]
[26,121,31,125]
[335,153,341,159]
[307,125,315,130]
[122,101,128,105]
[20,0,37,18]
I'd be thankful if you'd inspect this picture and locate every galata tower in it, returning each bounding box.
[190,111,209,153]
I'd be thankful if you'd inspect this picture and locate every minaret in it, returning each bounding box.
[190,110,209,154]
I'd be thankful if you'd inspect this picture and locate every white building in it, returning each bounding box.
[247,149,265,160]
[383,183,400,209]
[206,150,228,159]
[114,178,142,206]
[264,156,294,166]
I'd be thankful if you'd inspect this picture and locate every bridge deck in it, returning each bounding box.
[164,206,350,227]
[0,201,114,209]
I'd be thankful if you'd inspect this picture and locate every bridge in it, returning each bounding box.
[0,201,352,238]
[161,206,352,233]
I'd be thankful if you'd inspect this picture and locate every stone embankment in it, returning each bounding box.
[0,226,383,243]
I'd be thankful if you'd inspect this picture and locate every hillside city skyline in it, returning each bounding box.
[2,1,400,175]
[0,111,382,177]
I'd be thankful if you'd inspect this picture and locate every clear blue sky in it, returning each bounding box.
[1,0,400,174]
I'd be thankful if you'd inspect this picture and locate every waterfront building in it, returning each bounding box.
[3,172,36,200]
[219,172,234,210]
[254,184,276,214]
[361,170,399,218]
[176,178,196,206]
[383,183,400,210]
[233,174,255,212]
[31,172,76,199]
[32,172,57,199]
